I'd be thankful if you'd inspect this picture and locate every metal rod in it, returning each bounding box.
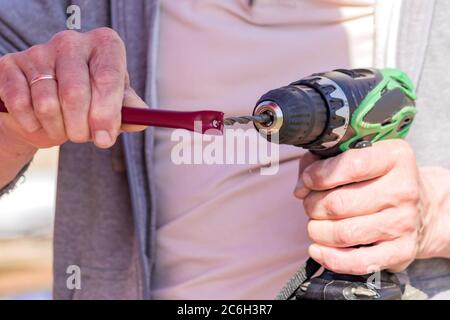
[224,113,272,126]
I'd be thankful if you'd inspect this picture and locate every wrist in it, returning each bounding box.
[416,167,450,259]
[0,120,37,161]
[0,120,37,189]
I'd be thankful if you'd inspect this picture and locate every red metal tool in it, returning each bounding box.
[0,99,224,134]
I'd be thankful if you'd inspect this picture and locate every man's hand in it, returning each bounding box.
[0,27,146,152]
[294,140,424,275]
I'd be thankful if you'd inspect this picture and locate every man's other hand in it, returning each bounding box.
[0,28,147,151]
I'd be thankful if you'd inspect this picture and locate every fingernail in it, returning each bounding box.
[309,244,323,263]
[95,130,112,148]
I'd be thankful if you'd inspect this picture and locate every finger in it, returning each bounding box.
[17,46,66,140]
[303,170,417,220]
[307,207,417,247]
[309,235,417,275]
[55,44,91,143]
[120,86,148,133]
[31,78,66,140]
[293,152,320,199]
[387,259,416,273]
[0,55,41,132]
[301,140,411,191]
[87,28,126,148]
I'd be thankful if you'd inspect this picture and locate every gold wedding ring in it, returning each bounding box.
[29,74,57,86]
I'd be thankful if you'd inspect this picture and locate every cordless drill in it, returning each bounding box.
[250,68,417,300]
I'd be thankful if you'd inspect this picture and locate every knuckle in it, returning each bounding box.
[398,209,418,234]
[334,221,355,246]
[92,27,117,37]
[59,84,89,109]
[34,100,58,119]
[392,139,416,160]
[0,53,15,73]
[307,169,326,189]
[0,52,13,64]
[50,30,80,47]
[302,195,315,217]
[396,180,420,203]
[91,27,122,46]
[3,90,29,112]
[408,188,421,204]
[348,152,369,180]
[34,95,59,114]
[89,109,116,127]
[0,55,18,88]
[325,191,346,216]
[23,44,47,60]
[92,66,122,87]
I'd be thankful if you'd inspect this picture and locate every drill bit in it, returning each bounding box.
[224,113,272,126]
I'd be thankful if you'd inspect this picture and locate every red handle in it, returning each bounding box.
[0,99,224,134]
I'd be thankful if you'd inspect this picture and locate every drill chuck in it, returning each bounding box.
[253,84,328,146]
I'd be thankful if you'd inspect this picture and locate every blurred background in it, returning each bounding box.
[0,148,58,300]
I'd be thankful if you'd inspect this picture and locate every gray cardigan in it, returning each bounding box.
[1,0,449,299]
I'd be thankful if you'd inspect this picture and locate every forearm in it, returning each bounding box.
[0,121,37,191]
[417,167,450,259]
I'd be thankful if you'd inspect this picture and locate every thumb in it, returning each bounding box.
[120,87,149,133]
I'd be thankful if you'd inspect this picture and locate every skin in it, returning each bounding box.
[294,139,450,275]
[0,28,147,189]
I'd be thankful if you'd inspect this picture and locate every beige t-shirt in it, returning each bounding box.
[153,0,375,299]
